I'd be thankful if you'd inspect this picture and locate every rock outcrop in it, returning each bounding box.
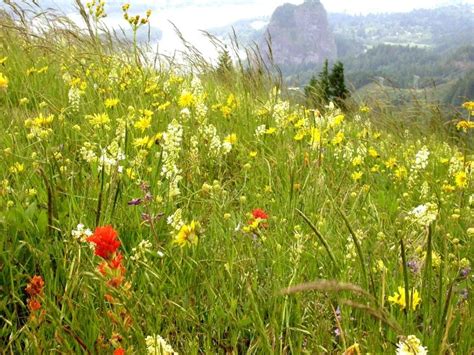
[262,0,337,68]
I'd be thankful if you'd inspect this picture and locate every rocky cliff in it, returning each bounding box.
[263,0,337,68]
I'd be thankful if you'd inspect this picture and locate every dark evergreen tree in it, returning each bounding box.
[216,47,233,76]
[329,61,349,107]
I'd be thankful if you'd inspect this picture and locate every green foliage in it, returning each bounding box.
[305,60,350,109]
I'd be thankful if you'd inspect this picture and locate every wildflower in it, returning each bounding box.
[0,72,8,90]
[88,112,110,127]
[265,127,277,135]
[244,208,269,233]
[368,147,379,158]
[407,261,420,273]
[408,203,438,227]
[105,98,120,108]
[442,183,455,193]
[178,90,195,107]
[25,275,45,298]
[456,120,474,132]
[130,239,153,262]
[412,146,430,171]
[128,198,142,206]
[72,223,93,242]
[351,171,363,182]
[454,171,468,189]
[174,220,200,247]
[145,334,177,354]
[331,131,344,145]
[9,162,24,174]
[134,116,152,132]
[388,287,421,311]
[25,275,45,314]
[113,348,126,355]
[252,208,269,220]
[87,225,121,259]
[395,335,427,355]
[224,133,237,145]
[385,157,397,169]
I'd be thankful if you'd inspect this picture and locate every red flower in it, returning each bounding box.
[87,225,120,260]
[109,253,124,270]
[113,348,125,355]
[25,275,44,297]
[252,208,269,220]
[28,298,42,311]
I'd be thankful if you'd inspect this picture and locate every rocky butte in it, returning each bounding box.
[262,0,337,69]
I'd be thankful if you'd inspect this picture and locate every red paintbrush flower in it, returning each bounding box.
[252,208,269,220]
[113,348,125,355]
[25,275,44,297]
[28,298,42,312]
[87,225,120,260]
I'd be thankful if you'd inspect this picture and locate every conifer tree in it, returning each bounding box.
[329,61,349,107]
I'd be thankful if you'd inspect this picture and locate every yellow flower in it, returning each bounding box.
[224,133,237,145]
[385,157,397,169]
[249,151,258,158]
[105,98,120,108]
[331,131,344,145]
[454,171,468,189]
[265,127,277,135]
[10,162,25,174]
[88,113,110,126]
[442,184,455,193]
[388,287,421,311]
[134,116,152,132]
[309,127,321,145]
[456,120,474,132]
[133,136,151,148]
[174,220,200,247]
[178,90,195,108]
[351,171,363,182]
[352,155,363,167]
[359,105,371,113]
[0,72,8,90]
[394,166,408,180]
[293,130,306,141]
[368,147,379,158]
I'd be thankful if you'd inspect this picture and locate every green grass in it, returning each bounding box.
[0,4,473,354]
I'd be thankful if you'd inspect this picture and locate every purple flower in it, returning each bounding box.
[459,288,468,303]
[128,198,142,206]
[407,260,420,273]
[460,266,471,278]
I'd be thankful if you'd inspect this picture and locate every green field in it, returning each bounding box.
[1,3,473,354]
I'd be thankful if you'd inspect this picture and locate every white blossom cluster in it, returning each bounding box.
[161,120,183,197]
[408,203,438,227]
[145,334,177,355]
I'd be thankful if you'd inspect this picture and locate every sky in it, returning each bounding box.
[35,0,474,58]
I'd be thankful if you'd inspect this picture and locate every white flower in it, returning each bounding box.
[408,203,438,227]
[167,208,184,231]
[145,334,177,355]
[412,146,430,171]
[130,239,153,262]
[396,335,428,355]
[255,124,266,137]
[71,223,93,242]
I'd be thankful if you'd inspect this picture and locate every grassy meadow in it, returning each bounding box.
[1,2,473,354]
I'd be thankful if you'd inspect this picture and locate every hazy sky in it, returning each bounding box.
[37,0,474,58]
